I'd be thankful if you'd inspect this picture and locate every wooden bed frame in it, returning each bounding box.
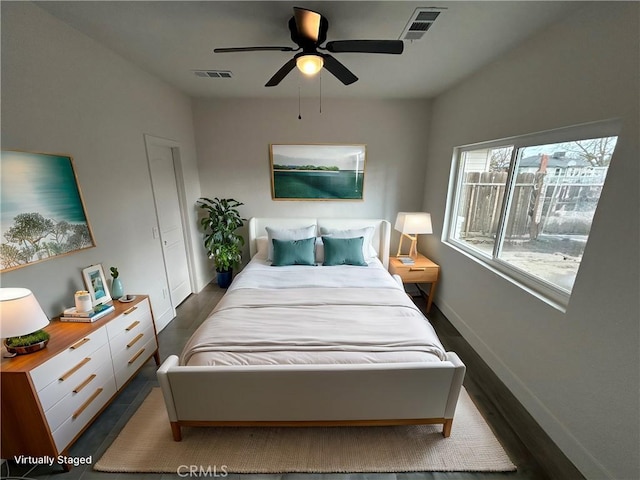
[157,218,466,441]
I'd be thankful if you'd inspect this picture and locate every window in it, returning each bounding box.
[445,121,619,307]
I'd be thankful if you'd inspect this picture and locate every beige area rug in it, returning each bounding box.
[95,388,516,473]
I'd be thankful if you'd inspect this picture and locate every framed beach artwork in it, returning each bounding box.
[0,150,95,272]
[270,144,366,200]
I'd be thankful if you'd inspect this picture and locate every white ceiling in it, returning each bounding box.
[35,1,587,99]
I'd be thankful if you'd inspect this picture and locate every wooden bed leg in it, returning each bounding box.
[171,422,182,441]
[442,419,453,437]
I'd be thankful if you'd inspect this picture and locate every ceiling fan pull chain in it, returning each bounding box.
[319,73,322,114]
[298,85,302,120]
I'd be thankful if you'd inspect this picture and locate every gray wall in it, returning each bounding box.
[2,2,639,479]
[420,3,639,479]
[192,97,431,257]
[1,2,210,328]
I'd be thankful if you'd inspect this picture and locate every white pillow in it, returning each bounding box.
[265,225,316,261]
[254,236,269,259]
[319,226,377,260]
[315,237,325,263]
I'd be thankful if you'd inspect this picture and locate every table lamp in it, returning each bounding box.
[0,288,50,357]
[394,212,433,257]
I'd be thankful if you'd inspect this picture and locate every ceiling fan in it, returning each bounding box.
[214,7,404,87]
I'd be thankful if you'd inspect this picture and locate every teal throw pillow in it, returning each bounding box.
[322,236,368,266]
[271,237,316,266]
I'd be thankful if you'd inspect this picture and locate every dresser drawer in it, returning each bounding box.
[113,335,157,390]
[108,313,155,356]
[30,327,109,392]
[43,358,115,433]
[50,373,117,451]
[36,341,112,412]
[105,299,152,340]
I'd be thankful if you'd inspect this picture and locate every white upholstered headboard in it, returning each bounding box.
[248,217,391,268]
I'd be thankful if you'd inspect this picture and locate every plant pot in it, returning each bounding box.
[4,338,48,355]
[216,269,233,289]
[111,278,124,299]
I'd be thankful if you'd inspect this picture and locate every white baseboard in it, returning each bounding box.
[154,306,175,332]
[435,297,613,480]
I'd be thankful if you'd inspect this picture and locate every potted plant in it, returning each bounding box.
[196,197,246,288]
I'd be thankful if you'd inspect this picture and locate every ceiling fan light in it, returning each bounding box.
[296,54,323,75]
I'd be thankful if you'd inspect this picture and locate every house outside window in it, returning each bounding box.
[444,120,619,308]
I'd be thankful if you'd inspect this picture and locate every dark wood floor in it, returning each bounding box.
[3,284,584,480]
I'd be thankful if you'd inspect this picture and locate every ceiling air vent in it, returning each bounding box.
[193,70,233,78]
[400,8,444,42]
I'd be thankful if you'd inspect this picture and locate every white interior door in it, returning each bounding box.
[146,138,191,311]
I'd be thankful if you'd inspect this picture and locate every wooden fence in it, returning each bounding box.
[459,170,605,240]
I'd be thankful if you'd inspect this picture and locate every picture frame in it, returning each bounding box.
[0,150,96,272]
[82,264,112,307]
[270,144,366,200]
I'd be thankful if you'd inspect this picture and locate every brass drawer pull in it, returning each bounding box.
[124,306,138,315]
[409,267,426,271]
[127,333,144,349]
[125,320,140,331]
[73,374,96,394]
[128,348,146,365]
[70,338,90,350]
[72,388,103,419]
[59,358,91,381]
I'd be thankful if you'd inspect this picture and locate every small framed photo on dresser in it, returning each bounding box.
[82,264,111,307]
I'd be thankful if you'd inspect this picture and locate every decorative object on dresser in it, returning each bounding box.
[395,212,433,257]
[196,197,246,288]
[0,295,159,471]
[389,253,440,313]
[60,303,115,323]
[270,144,366,200]
[0,150,96,272]
[109,266,124,300]
[82,264,111,306]
[0,288,50,356]
[74,290,93,313]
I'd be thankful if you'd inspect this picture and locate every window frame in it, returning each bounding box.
[443,119,621,310]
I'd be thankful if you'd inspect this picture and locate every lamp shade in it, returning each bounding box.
[394,212,433,235]
[296,54,324,75]
[0,288,50,339]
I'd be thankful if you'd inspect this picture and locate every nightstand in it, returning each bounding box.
[389,253,440,313]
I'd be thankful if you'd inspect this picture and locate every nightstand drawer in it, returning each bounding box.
[391,265,439,283]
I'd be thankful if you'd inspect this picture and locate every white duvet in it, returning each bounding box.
[181,258,447,366]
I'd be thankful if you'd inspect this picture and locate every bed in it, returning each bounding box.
[157,217,465,441]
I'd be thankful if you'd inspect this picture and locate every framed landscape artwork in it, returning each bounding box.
[270,144,366,200]
[0,150,95,272]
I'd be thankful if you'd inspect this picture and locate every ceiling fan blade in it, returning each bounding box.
[321,54,358,85]
[265,58,297,87]
[214,46,296,53]
[293,7,322,43]
[325,40,404,54]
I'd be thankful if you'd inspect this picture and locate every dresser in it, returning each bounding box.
[0,295,159,469]
[388,253,440,313]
